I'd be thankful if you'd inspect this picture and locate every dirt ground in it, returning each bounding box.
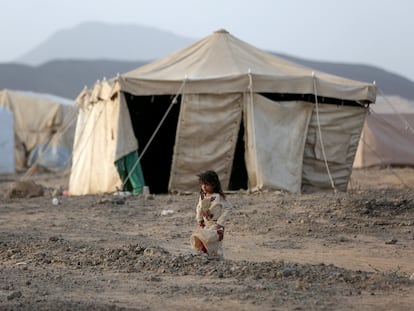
[1,167,414,310]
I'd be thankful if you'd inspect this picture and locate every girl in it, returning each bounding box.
[190,170,232,259]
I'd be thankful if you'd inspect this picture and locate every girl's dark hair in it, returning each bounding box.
[197,170,225,198]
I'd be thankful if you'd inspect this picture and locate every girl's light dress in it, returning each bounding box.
[190,193,232,259]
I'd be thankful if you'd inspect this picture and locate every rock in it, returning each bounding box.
[145,194,155,200]
[5,181,44,198]
[278,268,293,277]
[385,238,398,245]
[144,247,169,257]
[7,291,22,300]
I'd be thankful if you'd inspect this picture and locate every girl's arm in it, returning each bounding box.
[216,198,232,227]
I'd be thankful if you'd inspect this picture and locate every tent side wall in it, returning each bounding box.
[168,93,243,192]
[69,96,122,195]
[244,94,313,193]
[302,104,368,192]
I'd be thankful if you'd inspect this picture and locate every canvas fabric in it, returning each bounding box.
[116,30,376,103]
[69,82,123,195]
[244,94,313,193]
[168,93,242,192]
[353,113,414,168]
[113,92,139,161]
[302,104,367,192]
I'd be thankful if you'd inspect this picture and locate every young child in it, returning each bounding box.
[190,170,232,259]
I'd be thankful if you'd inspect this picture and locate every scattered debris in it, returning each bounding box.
[5,180,44,198]
[385,238,398,245]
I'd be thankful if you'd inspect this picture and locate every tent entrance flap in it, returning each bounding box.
[244,94,313,193]
[169,93,243,192]
[125,94,181,194]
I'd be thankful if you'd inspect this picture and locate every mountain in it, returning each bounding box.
[1,57,413,101]
[1,22,413,101]
[17,22,196,65]
[0,60,146,99]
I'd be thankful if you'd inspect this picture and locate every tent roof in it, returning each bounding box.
[0,89,75,106]
[116,29,376,103]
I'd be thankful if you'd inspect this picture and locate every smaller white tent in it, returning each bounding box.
[354,95,414,168]
[0,89,78,171]
[0,105,14,173]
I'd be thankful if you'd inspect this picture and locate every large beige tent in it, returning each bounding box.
[0,89,78,171]
[354,95,414,168]
[69,29,376,195]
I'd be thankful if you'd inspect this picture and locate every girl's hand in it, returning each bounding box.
[201,197,212,210]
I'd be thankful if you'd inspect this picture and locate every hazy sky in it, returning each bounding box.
[2,0,413,81]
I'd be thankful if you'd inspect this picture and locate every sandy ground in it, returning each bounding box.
[0,167,414,310]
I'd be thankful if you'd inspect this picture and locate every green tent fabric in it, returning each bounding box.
[115,151,145,195]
